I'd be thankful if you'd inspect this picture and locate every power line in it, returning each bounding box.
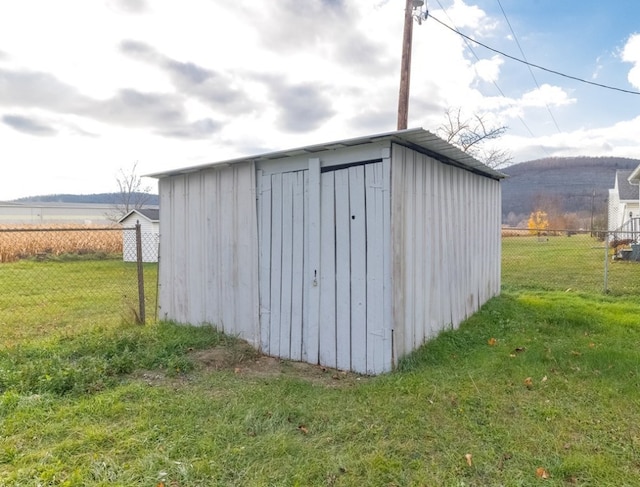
[432,0,543,145]
[496,0,562,133]
[428,12,640,96]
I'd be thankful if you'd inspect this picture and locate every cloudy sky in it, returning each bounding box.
[1,0,639,200]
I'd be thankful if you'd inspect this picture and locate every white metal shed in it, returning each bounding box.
[149,128,505,374]
[118,208,160,263]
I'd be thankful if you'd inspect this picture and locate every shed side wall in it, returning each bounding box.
[391,144,501,361]
[158,162,259,344]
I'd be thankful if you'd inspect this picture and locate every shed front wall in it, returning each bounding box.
[256,144,393,375]
[391,144,501,361]
[157,162,259,345]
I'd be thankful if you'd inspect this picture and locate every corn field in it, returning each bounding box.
[0,225,123,263]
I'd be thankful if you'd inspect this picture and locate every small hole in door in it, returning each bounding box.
[351,215,356,220]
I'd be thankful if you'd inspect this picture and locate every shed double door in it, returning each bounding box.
[258,160,391,374]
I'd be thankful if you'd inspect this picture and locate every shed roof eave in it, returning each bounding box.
[145,128,507,181]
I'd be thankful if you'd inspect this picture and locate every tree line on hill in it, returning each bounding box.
[12,192,159,206]
[11,156,639,232]
[501,156,639,230]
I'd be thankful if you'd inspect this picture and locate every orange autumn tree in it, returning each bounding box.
[528,210,549,235]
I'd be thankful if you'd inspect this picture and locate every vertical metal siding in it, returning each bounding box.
[157,163,259,345]
[318,170,337,367]
[391,145,501,360]
[333,168,352,370]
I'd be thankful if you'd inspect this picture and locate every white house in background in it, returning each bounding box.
[608,167,640,234]
[148,128,505,375]
[118,208,159,262]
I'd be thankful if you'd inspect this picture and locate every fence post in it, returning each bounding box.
[135,220,146,324]
[603,232,609,294]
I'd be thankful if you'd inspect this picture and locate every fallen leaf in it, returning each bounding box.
[488,337,497,346]
[234,367,241,374]
[514,347,526,353]
[298,425,309,434]
[571,351,581,356]
[464,453,473,467]
[524,377,533,389]
[535,467,550,479]
[541,375,548,382]
[589,342,596,348]
[509,354,516,358]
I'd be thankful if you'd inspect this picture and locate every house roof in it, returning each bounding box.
[146,128,507,181]
[118,208,159,223]
[616,170,638,200]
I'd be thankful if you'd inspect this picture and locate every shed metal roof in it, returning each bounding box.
[147,128,507,181]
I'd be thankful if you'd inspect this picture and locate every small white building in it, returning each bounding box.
[118,208,160,262]
[149,128,505,374]
[608,169,640,234]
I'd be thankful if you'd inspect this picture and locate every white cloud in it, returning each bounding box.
[0,1,639,199]
[501,115,640,161]
[473,56,503,83]
[520,84,576,108]
[621,33,640,88]
[445,0,494,32]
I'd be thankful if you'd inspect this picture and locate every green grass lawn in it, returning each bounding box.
[1,255,640,485]
[0,257,157,346]
[502,233,640,295]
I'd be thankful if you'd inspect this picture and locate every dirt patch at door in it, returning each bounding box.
[189,340,368,388]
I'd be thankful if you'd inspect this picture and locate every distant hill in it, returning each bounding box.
[501,156,639,223]
[12,192,159,206]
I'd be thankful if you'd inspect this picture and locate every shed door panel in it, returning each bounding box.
[259,161,390,374]
[259,170,308,359]
[319,162,388,374]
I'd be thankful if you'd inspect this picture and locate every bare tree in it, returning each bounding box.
[112,162,153,219]
[437,107,512,169]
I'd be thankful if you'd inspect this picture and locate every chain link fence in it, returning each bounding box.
[0,225,158,343]
[2,223,637,343]
[502,229,640,295]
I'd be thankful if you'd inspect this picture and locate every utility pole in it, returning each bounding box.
[397,0,425,130]
[397,0,415,130]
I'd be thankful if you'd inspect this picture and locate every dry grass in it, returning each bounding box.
[502,227,530,237]
[0,224,123,262]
